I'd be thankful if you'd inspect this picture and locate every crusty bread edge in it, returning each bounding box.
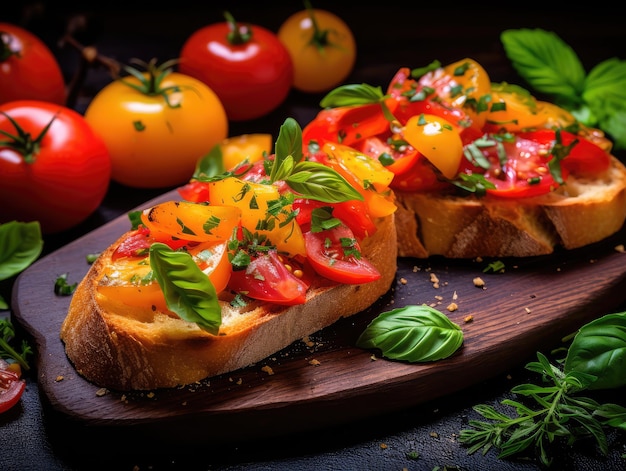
[394,155,626,259]
[60,214,397,391]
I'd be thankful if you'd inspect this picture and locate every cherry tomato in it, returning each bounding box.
[0,23,66,105]
[84,60,228,189]
[0,360,26,414]
[277,5,356,93]
[179,12,293,121]
[0,100,111,234]
[304,224,381,284]
[227,250,309,305]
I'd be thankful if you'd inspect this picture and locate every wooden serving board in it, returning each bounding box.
[12,189,626,442]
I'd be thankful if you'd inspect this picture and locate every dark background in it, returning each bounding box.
[1,2,626,470]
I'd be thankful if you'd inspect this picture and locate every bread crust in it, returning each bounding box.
[394,155,626,258]
[60,214,397,391]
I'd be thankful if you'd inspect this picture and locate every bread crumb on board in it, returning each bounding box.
[615,244,625,253]
[261,365,274,375]
[473,277,486,289]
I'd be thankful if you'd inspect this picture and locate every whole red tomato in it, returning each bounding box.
[0,101,111,234]
[0,23,66,106]
[179,12,293,121]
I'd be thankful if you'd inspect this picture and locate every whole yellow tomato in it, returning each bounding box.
[278,5,356,93]
[84,60,228,189]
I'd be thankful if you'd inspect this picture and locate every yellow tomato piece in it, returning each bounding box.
[403,114,463,180]
[97,240,231,309]
[220,133,273,171]
[364,191,397,218]
[442,58,491,107]
[97,257,168,311]
[485,84,546,131]
[443,58,491,129]
[187,240,231,293]
[329,144,394,191]
[208,177,306,257]
[535,101,577,129]
[141,201,241,243]
[322,142,396,218]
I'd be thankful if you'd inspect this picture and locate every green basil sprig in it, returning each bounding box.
[149,243,221,335]
[460,311,626,467]
[268,117,363,203]
[286,161,362,203]
[356,305,464,362]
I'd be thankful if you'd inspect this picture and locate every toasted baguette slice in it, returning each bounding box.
[394,155,626,258]
[60,214,397,391]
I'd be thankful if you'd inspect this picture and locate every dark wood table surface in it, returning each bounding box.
[2,3,626,470]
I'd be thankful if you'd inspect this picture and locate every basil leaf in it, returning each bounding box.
[320,83,385,108]
[583,57,626,131]
[286,161,363,203]
[583,58,626,112]
[0,221,43,281]
[500,28,585,101]
[356,305,464,362]
[564,312,626,390]
[149,243,221,335]
[193,142,226,179]
[272,117,303,182]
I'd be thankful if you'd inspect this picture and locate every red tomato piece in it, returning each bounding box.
[387,66,481,137]
[0,23,66,105]
[292,197,376,241]
[0,367,26,414]
[302,102,391,149]
[461,133,564,198]
[112,227,189,260]
[517,129,611,176]
[179,15,293,121]
[177,181,211,203]
[227,251,309,305]
[357,136,421,177]
[304,225,381,284]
